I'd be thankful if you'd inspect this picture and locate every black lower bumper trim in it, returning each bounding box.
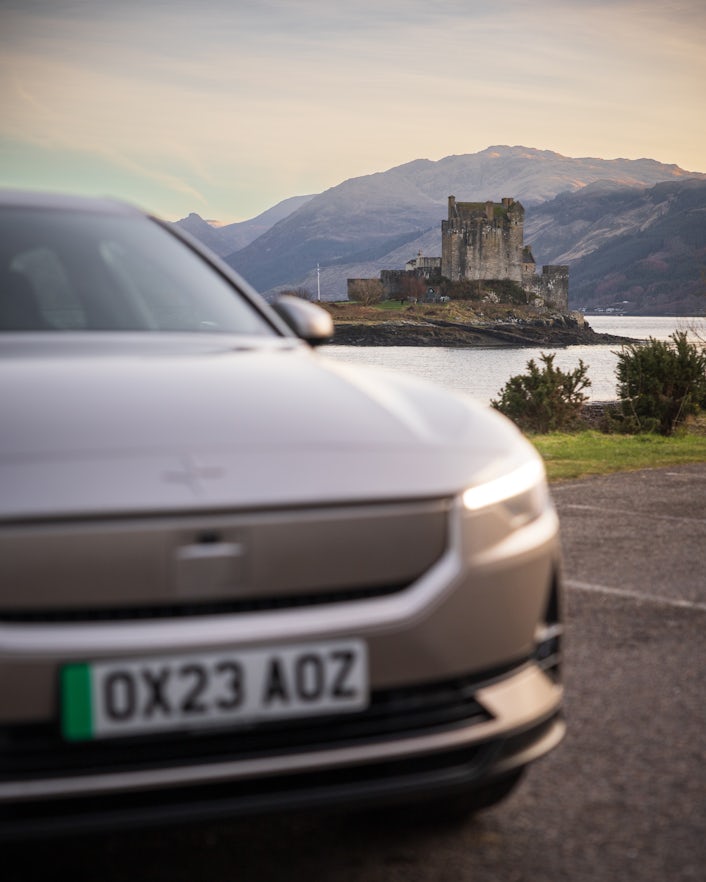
[0,712,564,841]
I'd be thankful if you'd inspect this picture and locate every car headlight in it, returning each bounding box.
[462,457,549,527]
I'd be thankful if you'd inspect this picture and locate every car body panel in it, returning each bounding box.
[0,335,526,519]
[0,191,564,836]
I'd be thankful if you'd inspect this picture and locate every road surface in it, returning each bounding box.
[7,464,706,881]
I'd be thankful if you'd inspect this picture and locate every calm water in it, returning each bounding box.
[322,316,705,405]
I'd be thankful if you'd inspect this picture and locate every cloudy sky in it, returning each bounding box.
[1,0,704,222]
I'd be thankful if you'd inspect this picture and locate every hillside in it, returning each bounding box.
[174,146,706,314]
[221,146,702,299]
[174,194,315,257]
[284,179,706,313]
[525,179,706,313]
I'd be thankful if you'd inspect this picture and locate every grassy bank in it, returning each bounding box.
[324,299,547,324]
[532,427,706,482]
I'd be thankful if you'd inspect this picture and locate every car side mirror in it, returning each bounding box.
[272,295,334,346]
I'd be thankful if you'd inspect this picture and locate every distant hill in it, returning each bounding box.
[177,145,705,313]
[174,213,234,257]
[220,146,701,298]
[526,179,706,314]
[174,194,315,257]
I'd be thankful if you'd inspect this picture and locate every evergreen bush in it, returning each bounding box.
[612,331,706,435]
[491,353,591,433]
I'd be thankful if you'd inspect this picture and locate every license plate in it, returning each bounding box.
[61,639,368,741]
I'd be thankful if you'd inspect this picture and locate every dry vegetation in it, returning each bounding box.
[321,300,548,326]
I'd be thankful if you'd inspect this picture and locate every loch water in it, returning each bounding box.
[322,316,705,405]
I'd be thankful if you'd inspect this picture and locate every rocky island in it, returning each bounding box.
[324,301,636,348]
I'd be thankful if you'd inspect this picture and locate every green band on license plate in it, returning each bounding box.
[61,663,93,741]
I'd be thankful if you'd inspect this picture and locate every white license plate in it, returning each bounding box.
[61,639,368,741]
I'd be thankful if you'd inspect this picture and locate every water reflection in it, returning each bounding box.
[323,317,704,405]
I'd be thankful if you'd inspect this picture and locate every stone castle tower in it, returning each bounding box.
[442,196,525,283]
[441,196,569,311]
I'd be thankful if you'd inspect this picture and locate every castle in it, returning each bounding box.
[442,196,568,310]
[349,196,569,311]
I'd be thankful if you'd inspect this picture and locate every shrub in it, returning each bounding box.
[491,353,591,433]
[613,331,706,435]
[444,278,526,304]
[348,278,384,306]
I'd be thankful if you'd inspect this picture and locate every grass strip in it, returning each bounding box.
[531,430,706,482]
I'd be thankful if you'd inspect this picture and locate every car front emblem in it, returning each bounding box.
[163,455,225,495]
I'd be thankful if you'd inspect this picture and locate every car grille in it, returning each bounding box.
[0,667,520,782]
[0,499,451,621]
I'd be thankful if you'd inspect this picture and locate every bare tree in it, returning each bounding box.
[348,278,384,306]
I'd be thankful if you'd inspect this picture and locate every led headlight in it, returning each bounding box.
[462,457,549,526]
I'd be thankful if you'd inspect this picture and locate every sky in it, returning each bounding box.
[1,0,705,223]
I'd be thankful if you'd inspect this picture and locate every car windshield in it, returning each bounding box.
[0,206,276,335]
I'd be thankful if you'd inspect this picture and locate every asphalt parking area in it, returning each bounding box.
[546,463,706,880]
[5,465,706,881]
[552,462,706,608]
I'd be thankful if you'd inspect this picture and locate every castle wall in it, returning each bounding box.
[380,270,406,298]
[381,264,442,298]
[441,226,461,281]
[441,196,524,283]
[524,265,569,311]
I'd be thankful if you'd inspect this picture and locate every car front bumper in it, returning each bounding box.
[1,661,563,839]
[1,497,563,837]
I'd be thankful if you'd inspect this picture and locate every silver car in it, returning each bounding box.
[0,191,563,838]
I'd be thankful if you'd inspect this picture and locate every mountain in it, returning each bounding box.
[175,213,235,257]
[221,146,702,297]
[526,178,706,314]
[174,194,315,257]
[224,160,444,292]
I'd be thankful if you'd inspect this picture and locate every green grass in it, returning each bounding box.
[532,429,706,481]
[374,300,406,311]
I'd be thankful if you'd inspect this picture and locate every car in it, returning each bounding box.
[0,190,564,838]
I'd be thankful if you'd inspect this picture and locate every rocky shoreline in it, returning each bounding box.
[332,314,636,348]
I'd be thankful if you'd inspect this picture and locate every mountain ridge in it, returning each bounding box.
[175,146,705,314]
[175,193,315,257]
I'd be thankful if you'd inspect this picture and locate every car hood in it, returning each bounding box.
[1,334,534,519]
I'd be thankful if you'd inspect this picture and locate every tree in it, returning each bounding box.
[348,278,384,306]
[614,331,706,435]
[491,353,591,433]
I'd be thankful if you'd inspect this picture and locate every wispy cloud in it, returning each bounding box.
[1,0,704,220]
